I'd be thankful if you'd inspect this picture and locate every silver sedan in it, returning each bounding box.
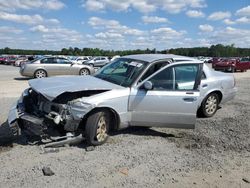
[20,57,95,78]
[8,54,237,146]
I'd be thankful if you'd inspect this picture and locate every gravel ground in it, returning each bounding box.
[0,64,249,188]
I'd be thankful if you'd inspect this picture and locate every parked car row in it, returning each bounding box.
[7,54,237,146]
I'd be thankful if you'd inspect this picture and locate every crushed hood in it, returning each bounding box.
[29,75,124,101]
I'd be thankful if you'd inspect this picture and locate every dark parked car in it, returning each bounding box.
[213,57,250,72]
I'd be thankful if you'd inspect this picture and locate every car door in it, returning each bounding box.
[55,58,75,75]
[129,63,203,129]
[40,57,58,76]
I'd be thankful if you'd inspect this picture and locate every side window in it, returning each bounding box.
[147,64,199,91]
[57,58,71,64]
[41,58,55,64]
[139,62,169,82]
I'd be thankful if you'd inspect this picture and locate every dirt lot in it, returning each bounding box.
[0,64,249,188]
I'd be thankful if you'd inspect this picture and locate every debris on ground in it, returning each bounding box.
[85,146,95,152]
[42,167,55,176]
[242,177,250,183]
[119,168,129,176]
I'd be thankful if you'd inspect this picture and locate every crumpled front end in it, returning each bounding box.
[7,88,95,138]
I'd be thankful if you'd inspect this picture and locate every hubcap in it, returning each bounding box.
[80,69,89,75]
[96,116,107,142]
[36,70,46,78]
[205,95,217,115]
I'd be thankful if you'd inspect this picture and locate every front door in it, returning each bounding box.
[129,63,203,129]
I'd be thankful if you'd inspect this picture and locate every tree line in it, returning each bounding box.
[0,44,249,57]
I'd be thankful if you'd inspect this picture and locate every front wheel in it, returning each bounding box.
[79,68,90,76]
[199,93,219,117]
[85,110,110,146]
[34,69,47,78]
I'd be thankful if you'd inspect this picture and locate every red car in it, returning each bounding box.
[213,57,250,72]
[0,56,7,64]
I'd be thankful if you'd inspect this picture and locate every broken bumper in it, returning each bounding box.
[8,101,22,136]
[7,93,83,137]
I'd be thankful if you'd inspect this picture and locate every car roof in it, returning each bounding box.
[122,54,200,63]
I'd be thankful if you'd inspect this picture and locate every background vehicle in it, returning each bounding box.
[84,56,109,67]
[20,56,95,78]
[5,56,17,65]
[14,57,28,67]
[0,56,7,64]
[213,57,250,72]
[71,56,92,64]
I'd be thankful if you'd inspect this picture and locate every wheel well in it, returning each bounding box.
[81,107,120,131]
[34,69,47,77]
[209,90,223,103]
[79,68,90,74]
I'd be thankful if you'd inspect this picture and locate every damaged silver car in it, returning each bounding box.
[8,54,236,146]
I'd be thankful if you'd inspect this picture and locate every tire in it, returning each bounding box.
[34,69,47,78]
[79,68,90,76]
[85,110,110,146]
[199,93,219,117]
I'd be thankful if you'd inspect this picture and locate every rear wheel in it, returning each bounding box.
[79,68,90,76]
[85,110,110,146]
[199,93,219,117]
[34,69,47,78]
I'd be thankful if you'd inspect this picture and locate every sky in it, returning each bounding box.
[0,0,249,50]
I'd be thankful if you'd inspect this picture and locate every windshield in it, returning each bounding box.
[94,58,148,87]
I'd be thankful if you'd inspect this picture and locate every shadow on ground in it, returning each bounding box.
[14,77,31,81]
[111,126,176,138]
[0,122,178,151]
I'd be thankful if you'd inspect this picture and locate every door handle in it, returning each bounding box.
[202,84,208,88]
[183,97,197,102]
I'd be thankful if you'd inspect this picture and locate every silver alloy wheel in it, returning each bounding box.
[205,95,217,115]
[35,70,46,78]
[80,69,89,75]
[96,116,107,142]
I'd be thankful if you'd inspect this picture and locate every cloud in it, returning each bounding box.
[235,16,250,24]
[151,27,186,39]
[82,0,206,14]
[0,0,65,11]
[82,0,105,11]
[88,17,144,36]
[30,25,49,32]
[30,25,84,48]
[210,27,250,48]
[0,26,23,34]
[186,10,205,18]
[199,24,213,32]
[0,11,43,24]
[223,19,235,25]
[0,11,60,25]
[236,5,250,17]
[141,16,169,23]
[224,17,250,25]
[208,11,231,21]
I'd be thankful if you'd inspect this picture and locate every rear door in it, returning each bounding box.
[55,58,74,75]
[40,57,58,76]
[129,63,203,129]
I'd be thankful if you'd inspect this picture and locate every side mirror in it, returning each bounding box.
[143,81,153,90]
